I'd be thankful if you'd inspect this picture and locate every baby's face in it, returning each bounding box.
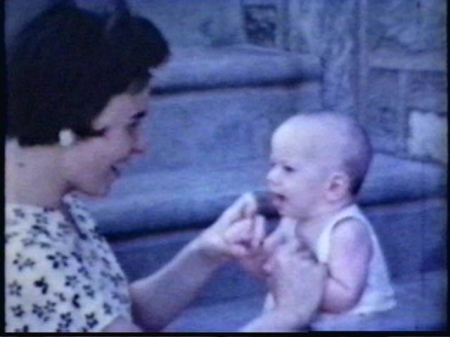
[266,122,334,221]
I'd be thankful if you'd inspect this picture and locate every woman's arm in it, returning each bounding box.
[129,238,224,331]
[102,316,143,332]
[129,193,259,331]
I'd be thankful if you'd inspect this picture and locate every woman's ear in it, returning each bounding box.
[325,172,351,202]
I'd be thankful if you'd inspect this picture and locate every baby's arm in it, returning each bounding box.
[321,218,373,313]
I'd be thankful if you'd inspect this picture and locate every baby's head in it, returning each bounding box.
[267,111,372,221]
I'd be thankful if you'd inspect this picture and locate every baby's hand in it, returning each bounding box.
[262,239,326,325]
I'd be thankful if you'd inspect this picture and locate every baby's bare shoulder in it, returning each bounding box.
[330,217,371,249]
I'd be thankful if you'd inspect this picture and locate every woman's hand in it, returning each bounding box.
[130,194,262,332]
[232,215,268,278]
[192,192,264,266]
[239,216,302,279]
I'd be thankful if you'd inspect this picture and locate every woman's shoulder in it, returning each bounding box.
[63,194,99,233]
[6,201,78,247]
[5,201,120,333]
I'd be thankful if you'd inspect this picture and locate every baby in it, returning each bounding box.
[236,112,396,326]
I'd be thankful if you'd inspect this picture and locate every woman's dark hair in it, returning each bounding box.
[7,2,169,146]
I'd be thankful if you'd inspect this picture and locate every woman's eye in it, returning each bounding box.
[127,122,139,132]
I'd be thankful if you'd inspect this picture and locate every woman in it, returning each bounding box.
[5,3,325,332]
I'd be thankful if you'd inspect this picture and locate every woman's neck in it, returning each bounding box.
[5,140,69,209]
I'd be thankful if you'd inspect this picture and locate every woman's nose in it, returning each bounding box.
[131,133,146,155]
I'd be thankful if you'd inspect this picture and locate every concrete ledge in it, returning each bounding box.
[151,45,321,94]
[358,154,447,206]
[105,193,446,331]
[162,269,447,332]
[86,154,446,238]
[365,199,446,279]
[310,270,448,331]
[110,229,266,305]
[107,198,445,307]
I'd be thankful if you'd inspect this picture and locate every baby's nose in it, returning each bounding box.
[266,166,279,185]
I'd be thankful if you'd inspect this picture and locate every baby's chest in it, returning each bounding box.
[297,225,325,257]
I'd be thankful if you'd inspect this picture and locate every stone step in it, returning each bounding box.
[162,269,447,332]
[151,45,321,94]
[86,154,445,238]
[108,198,446,307]
[113,47,322,180]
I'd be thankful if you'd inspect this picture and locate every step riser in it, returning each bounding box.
[127,84,321,175]
[109,198,446,306]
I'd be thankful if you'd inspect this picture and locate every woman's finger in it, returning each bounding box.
[273,236,301,257]
[223,218,252,243]
[262,258,275,275]
[251,215,266,249]
[263,227,286,254]
[242,193,258,218]
[217,193,255,230]
[230,244,250,258]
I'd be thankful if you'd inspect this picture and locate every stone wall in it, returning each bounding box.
[4,0,59,49]
[364,0,447,164]
[110,0,450,165]
[7,0,447,164]
[5,2,447,330]
[244,0,448,164]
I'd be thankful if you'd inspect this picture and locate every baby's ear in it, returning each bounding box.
[325,172,351,202]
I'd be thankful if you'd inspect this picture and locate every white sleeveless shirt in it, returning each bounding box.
[264,204,396,322]
[314,204,396,319]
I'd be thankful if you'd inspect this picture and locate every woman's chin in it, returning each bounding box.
[78,182,113,199]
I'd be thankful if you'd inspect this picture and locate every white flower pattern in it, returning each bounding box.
[5,195,131,332]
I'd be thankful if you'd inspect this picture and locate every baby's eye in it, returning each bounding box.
[283,165,295,173]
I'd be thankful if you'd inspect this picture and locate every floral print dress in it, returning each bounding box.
[5,194,132,332]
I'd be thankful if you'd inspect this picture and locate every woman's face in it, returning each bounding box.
[61,87,150,197]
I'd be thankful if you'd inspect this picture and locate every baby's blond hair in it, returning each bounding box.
[282,111,373,195]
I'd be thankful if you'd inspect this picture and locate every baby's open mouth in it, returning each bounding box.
[253,191,278,215]
[272,193,286,201]
[271,192,286,204]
